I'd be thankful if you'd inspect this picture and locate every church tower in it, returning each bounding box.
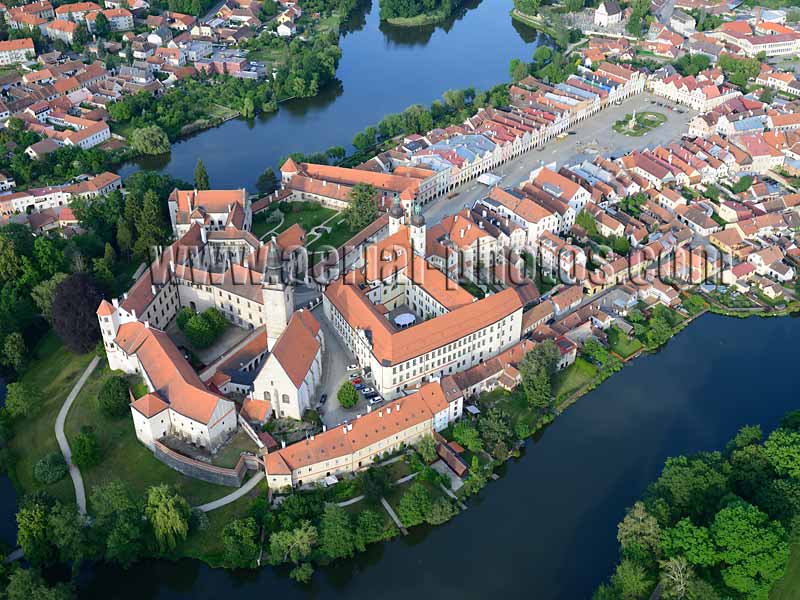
[389,197,403,235]
[262,238,294,350]
[409,203,426,257]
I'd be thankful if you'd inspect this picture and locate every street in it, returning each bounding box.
[423,93,696,225]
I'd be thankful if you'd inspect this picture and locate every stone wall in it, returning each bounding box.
[153,441,247,487]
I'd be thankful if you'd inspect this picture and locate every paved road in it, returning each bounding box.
[423,93,695,225]
[56,355,100,516]
[196,471,265,512]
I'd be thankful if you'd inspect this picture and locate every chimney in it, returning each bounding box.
[169,260,175,273]
[281,440,286,448]
[347,424,353,432]
[151,285,157,295]
[144,320,150,328]
[396,403,400,411]
[386,407,391,414]
[322,424,326,432]
[112,298,119,308]
[322,180,326,187]
[310,435,315,440]
[378,411,382,418]
[200,227,207,243]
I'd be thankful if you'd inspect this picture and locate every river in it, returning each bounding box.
[118,0,546,190]
[75,313,800,598]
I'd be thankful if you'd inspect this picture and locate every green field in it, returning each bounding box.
[7,333,93,504]
[607,326,643,359]
[64,363,232,508]
[553,358,598,404]
[252,201,337,239]
[612,111,667,137]
[771,542,800,600]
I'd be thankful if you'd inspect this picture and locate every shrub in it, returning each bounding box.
[34,452,67,484]
[72,426,100,469]
[97,375,130,418]
[4,382,42,419]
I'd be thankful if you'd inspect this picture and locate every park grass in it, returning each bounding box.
[64,363,232,508]
[251,202,336,240]
[606,326,643,359]
[553,358,598,404]
[306,216,352,250]
[7,332,93,504]
[612,111,666,137]
[771,542,800,600]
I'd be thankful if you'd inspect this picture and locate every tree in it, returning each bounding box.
[343,183,378,232]
[520,350,552,411]
[659,557,694,600]
[660,518,717,567]
[72,426,100,469]
[256,167,278,195]
[90,480,144,566]
[129,125,171,155]
[6,569,74,600]
[194,160,210,190]
[52,273,102,354]
[355,509,385,550]
[478,407,513,452]
[2,331,26,372]
[711,502,789,598]
[290,562,314,583]
[416,435,437,463]
[397,482,431,527]
[610,559,652,600]
[509,58,529,82]
[337,381,358,409]
[268,520,317,565]
[426,498,457,525]
[222,517,259,568]
[649,454,729,524]
[617,502,661,559]
[763,428,800,479]
[48,501,90,568]
[34,452,68,484]
[116,219,133,260]
[320,505,356,560]
[31,272,68,324]
[133,190,168,259]
[17,500,55,566]
[4,381,42,418]
[453,421,482,452]
[360,465,391,500]
[144,484,190,552]
[93,11,110,37]
[97,375,131,418]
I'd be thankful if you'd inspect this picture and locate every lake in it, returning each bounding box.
[76,313,800,598]
[119,0,546,190]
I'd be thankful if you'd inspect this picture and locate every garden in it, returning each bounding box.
[612,111,667,137]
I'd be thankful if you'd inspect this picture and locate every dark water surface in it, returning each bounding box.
[118,0,545,190]
[75,314,800,598]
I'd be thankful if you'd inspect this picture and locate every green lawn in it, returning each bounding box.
[771,542,800,600]
[251,202,336,240]
[612,111,667,137]
[7,333,93,504]
[607,326,643,359]
[64,363,232,508]
[306,216,353,250]
[553,358,598,404]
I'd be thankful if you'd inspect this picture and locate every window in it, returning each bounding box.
[282,394,289,404]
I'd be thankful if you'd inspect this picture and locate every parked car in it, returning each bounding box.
[350,377,362,385]
[362,387,375,395]
[354,383,365,390]
[349,373,360,380]
[347,364,359,371]
[319,394,327,405]
[369,396,383,405]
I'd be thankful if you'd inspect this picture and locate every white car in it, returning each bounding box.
[347,364,359,371]
[369,396,383,405]
[362,387,375,395]
[348,373,360,380]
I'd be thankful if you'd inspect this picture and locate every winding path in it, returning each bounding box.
[55,355,99,516]
[196,471,265,512]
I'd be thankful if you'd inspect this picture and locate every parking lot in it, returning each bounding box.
[423,93,696,224]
